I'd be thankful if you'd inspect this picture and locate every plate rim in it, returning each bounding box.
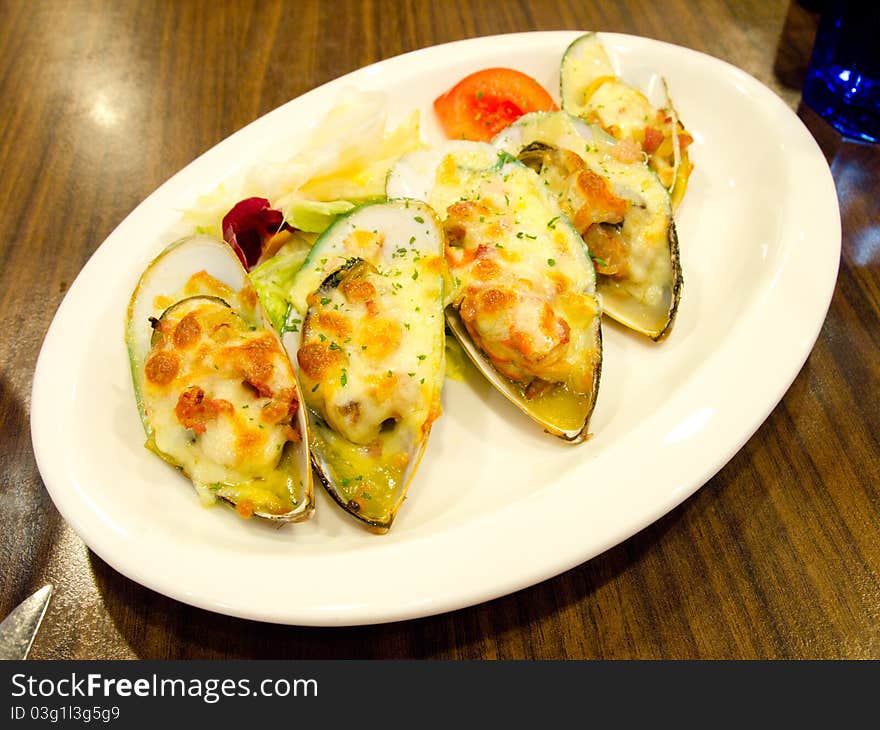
[30,30,841,626]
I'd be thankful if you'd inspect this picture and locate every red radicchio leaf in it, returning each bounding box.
[222,197,294,270]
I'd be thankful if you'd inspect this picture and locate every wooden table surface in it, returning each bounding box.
[2,0,877,660]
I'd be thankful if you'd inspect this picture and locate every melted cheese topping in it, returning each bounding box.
[583,80,692,193]
[141,273,303,516]
[562,36,693,207]
[501,114,674,315]
[297,259,433,446]
[430,156,599,395]
[584,80,656,143]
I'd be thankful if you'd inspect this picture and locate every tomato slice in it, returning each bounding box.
[433,67,558,142]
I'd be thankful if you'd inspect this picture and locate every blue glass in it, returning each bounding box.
[802,2,880,143]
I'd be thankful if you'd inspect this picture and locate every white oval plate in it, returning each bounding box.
[31,32,839,626]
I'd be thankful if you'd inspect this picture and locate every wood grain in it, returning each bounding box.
[1,0,878,659]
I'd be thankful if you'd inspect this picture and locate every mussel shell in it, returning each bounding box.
[387,141,603,443]
[559,32,613,119]
[283,201,446,530]
[559,32,693,211]
[493,111,682,341]
[126,234,314,523]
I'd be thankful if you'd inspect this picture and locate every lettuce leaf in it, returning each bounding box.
[284,198,357,233]
[248,232,316,331]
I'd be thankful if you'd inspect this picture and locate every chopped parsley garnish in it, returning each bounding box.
[547,216,560,229]
[414,215,424,224]
[494,150,518,170]
[547,258,556,266]
[279,306,300,335]
[340,370,348,386]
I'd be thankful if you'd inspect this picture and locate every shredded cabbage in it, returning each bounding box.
[248,232,316,331]
[183,90,424,238]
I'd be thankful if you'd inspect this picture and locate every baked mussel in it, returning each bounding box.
[493,111,682,340]
[387,141,602,442]
[560,32,694,210]
[284,201,446,531]
[126,234,314,522]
